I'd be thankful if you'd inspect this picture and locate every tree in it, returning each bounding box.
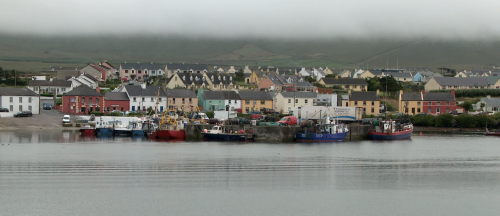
[435,113,453,127]
[458,101,473,111]
[456,114,476,128]
[235,69,244,79]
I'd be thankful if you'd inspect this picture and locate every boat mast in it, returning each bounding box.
[385,59,388,121]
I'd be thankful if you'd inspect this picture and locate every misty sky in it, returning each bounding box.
[2,0,499,40]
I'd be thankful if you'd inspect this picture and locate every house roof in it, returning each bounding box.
[0,87,38,96]
[401,92,422,101]
[121,62,165,71]
[239,91,273,100]
[178,73,209,86]
[350,91,379,101]
[385,72,413,78]
[202,91,225,100]
[482,98,500,107]
[205,73,233,85]
[104,92,129,101]
[487,76,500,85]
[165,89,197,98]
[433,77,489,87]
[27,80,73,87]
[423,92,455,101]
[322,78,368,85]
[64,85,102,96]
[279,92,317,98]
[48,66,61,70]
[124,85,166,97]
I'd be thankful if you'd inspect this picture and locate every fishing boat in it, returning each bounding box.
[202,125,254,141]
[484,128,500,136]
[129,121,146,137]
[296,116,349,142]
[368,119,413,140]
[153,111,187,139]
[95,118,114,137]
[113,120,132,136]
[79,124,95,136]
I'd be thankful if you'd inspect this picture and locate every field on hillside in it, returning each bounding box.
[1,34,500,72]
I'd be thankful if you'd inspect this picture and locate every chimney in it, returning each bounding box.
[451,89,455,96]
[141,83,146,89]
[348,89,352,95]
[104,59,107,63]
[376,89,379,96]
[96,87,100,93]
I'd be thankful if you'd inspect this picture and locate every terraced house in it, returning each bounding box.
[121,84,167,112]
[119,62,166,81]
[347,89,380,115]
[319,78,368,91]
[424,77,500,91]
[239,91,273,113]
[273,92,317,114]
[62,85,104,115]
[398,90,423,115]
[163,88,198,112]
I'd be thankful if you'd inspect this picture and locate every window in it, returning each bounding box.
[209,100,212,104]
[89,97,92,104]
[437,102,440,106]
[218,100,220,104]
[245,107,249,112]
[96,98,99,104]
[234,100,237,104]
[417,108,421,112]
[82,97,85,103]
[159,98,162,102]
[363,101,366,105]
[175,77,177,81]
[142,97,145,102]
[62,88,66,92]
[363,107,366,113]
[229,100,232,104]
[151,98,154,102]
[96,107,100,111]
[354,85,357,89]
[245,100,250,104]
[253,100,256,104]
[288,99,291,103]
[437,108,441,113]
[189,98,192,103]
[19,97,22,103]
[71,98,75,102]
[10,97,13,103]
[295,99,298,104]
[133,97,137,102]
[446,102,449,106]
[173,98,176,103]
[121,107,124,111]
[361,85,365,89]
[446,108,449,112]
[261,100,265,105]
[125,70,129,73]
[28,97,32,103]
[371,101,374,106]
[428,108,431,113]
[355,101,358,105]
[138,70,142,74]
[428,102,431,105]
[345,85,350,89]
[19,105,22,111]
[10,105,13,111]
[305,99,308,104]
[417,102,421,106]
[371,107,374,113]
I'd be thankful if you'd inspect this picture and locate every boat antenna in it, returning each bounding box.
[385,59,388,121]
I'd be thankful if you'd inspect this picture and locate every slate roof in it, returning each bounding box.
[205,73,234,85]
[385,72,413,78]
[27,80,72,87]
[322,78,368,85]
[350,92,379,101]
[423,92,455,101]
[202,91,225,100]
[220,91,240,100]
[178,73,209,86]
[239,91,273,100]
[279,92,317,98]
[48,66,61,71]
[124,85,166,97]
[104,92,129,101]
[64,85,102,96]
[167,63,208,71]
[487,76,500,85]
[401,92,422,101]
[165,89,197,98]
[433,77,489,87]
[0,87,38,96]
[121,62,165,70]
[482,98,500,107]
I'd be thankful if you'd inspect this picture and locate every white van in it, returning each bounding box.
[62,115,71,123]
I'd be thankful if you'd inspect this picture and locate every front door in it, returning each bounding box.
[132,106,135,111]
[411,107,415,114]
[436,108,440,115]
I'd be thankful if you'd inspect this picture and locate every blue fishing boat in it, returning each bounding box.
[296,117,349,142]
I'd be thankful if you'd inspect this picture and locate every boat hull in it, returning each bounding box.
[296,132,348,142]
[369,130,413,140]
[95,128,113,137]
[155,130,185,139]
[202,133,254,141]
[79,128,95,136]
[131,130,145,137]
[114,129,132,137]
[484,132,500,136]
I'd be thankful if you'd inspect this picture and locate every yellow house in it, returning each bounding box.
[247,70,265,85]
[323,67,334,75]
[166,73,209,89]
[398,90,423,115]
[319,78,368,91]
[348,89,380,115]
[239,91,273,113]
[359,70,376,79]
[273,92,317,114]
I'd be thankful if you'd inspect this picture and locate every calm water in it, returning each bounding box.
[1,130,500,216]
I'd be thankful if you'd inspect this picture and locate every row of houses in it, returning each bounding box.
[424,77,500,91]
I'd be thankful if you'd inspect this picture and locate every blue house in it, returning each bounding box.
[412,72,424,82]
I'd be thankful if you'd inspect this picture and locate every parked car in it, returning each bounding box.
[278,116,298,126]
[128,80,134,85]
[0,107,9,112]
[62,115,71,123]
[260,108,279,114]
[14,111,32,117]
[43,103,52,110]
[248,111,261,114]
[207,118,221,124]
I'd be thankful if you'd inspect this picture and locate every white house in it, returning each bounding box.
[27,80,74,95]
[0,87,40,117]
[67,73,99,89]
[273,92,317,114]
[121,83,167,112]
[298,67,313,77]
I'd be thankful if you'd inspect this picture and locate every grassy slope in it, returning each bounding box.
[1,34,499,72]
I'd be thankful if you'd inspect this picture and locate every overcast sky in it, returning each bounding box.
[1,0,499,40]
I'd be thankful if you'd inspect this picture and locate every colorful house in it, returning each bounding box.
[164,88,198,112]
[103,92,130,113]
[398,90,423,115]
[412,72,424,82]
[62,85,104,115]
[347,89,380,115]
[239,91,273,113]
[319,78,368,91]
[422,90,461,115]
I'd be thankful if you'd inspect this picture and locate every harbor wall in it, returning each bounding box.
[185,124,371,142]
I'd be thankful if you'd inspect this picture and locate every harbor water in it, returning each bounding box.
[1,130,500,215]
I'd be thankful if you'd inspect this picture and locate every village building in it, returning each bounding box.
[121,84,167,113]
[164,88,198,112]
[477,96,500,112]
[56,67,83,81]
[422,90,461,115]
[165,63,208,78]
[62,85,104,115]
[347,89,380,115]
[319,78,368,91]
[103,92,130,113]
[119,62,166,81]
[424,77,497,91]
[398,90,423,115]
[27,80,74,95]
[239,91,273,113]
[273,92,317,114]
[0,87,40,117]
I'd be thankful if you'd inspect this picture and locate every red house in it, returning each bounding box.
[422,90,462,115]
[62,85,104,115]
[104,92,130,113]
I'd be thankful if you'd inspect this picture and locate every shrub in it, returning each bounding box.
[0,83,6,87]
[205,111,214,119]
[106,112,123,116]
[41,93,54,97]
[90,111,104,116]
[435,113,453,127]
[55,98,62,105]
[456,114,475,128]
[473,115,496,128]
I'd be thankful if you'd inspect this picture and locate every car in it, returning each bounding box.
[248,111,261,114]
[62,115,71,123]
[128,80,134,85]
[0,107,9,112]
[43,103,52,110]
[14,111,32,117]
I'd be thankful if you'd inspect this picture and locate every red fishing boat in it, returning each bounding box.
[484,128,500,136]
[79,125,95,136]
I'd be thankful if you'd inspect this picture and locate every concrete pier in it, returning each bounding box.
[185,124,371,142]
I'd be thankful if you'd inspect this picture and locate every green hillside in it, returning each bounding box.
[0,34,499,72]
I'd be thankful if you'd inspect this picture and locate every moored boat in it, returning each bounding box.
[296,117,349,142]
[202,125,254,141]
[484,128,500,136]
[368,120,413,140]
[79,125,95,136]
